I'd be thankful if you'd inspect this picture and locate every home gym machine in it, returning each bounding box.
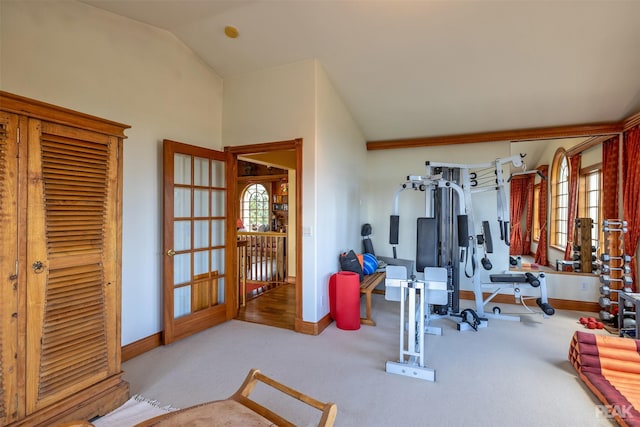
[385,154,554,381]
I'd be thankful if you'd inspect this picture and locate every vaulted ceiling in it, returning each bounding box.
[83,1,640,144]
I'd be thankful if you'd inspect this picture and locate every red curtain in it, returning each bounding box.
[534,165,549,266]
[602,136,620,220]
[509,176,529,255]
[623,126,640,291]
[523,175,535,255]
[564,154,581,260]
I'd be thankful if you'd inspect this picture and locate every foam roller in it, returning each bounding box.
[536,298,555,315]
[525,272,540,287]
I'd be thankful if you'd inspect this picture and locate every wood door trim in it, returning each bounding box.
[226,139,303,331]
[227,139,301,155]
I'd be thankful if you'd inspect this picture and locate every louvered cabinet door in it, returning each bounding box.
[0,112,22,425]
[24,119,120,414]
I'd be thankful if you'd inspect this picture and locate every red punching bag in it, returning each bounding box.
[329,273,338,320]
[332,271,360,330]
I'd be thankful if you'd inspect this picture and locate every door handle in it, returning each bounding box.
[167,249,176,257]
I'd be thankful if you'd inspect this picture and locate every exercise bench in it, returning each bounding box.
[360,271,386,326]
[481,272,555,320]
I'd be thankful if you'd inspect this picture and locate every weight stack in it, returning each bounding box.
[572,218,595,273]
[598,219,634,325]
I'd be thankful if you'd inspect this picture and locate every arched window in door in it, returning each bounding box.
[241,183,270,231]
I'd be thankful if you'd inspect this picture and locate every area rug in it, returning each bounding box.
[92,395,178,427]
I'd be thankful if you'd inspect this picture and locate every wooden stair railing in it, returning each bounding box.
[237,232,287,284]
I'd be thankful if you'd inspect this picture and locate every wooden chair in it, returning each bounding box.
[134,368,337,427]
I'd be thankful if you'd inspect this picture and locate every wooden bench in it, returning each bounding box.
[360,271,386,326]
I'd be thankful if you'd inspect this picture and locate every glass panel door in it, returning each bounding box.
[163,140,228,344]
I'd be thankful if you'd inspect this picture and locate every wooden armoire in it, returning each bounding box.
[0,92,130,426]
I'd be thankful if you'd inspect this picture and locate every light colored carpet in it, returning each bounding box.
[120,295,618,427]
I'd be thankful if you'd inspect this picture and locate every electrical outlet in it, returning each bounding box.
[581,282,588,291]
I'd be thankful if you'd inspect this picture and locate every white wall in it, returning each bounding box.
[581,144,602,169]
[223,59,319,321]
[315,62,367,318]
[224,59,366,322]
[0,1,223,345]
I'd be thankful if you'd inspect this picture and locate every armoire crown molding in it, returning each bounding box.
[0,91,129,138]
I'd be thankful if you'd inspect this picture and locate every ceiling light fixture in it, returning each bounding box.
[224,25,239,39]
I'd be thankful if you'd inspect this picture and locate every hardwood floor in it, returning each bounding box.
[236,283,295,330]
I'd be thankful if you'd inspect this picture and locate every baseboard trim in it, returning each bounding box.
[458,290,600,313]
[122,332,163,362]
[295,313,332,335]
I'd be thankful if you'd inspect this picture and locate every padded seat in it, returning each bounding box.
[134,369,336,427]
[489,274,528,283]
[135,399,275,426]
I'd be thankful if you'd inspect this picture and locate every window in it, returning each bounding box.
[551,151,569,248]
[579,167,602,252]
[241,183,270,231]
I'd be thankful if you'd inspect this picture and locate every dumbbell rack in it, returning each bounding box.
[598,219,635,334]
[617,292,639,338]
[572,218,596,273]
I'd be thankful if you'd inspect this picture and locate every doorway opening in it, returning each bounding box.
[226,139,302,331]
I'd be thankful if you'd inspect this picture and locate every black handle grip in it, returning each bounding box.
[390,215,399,245]
[458,215,469,247]
[503,221,510,246]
